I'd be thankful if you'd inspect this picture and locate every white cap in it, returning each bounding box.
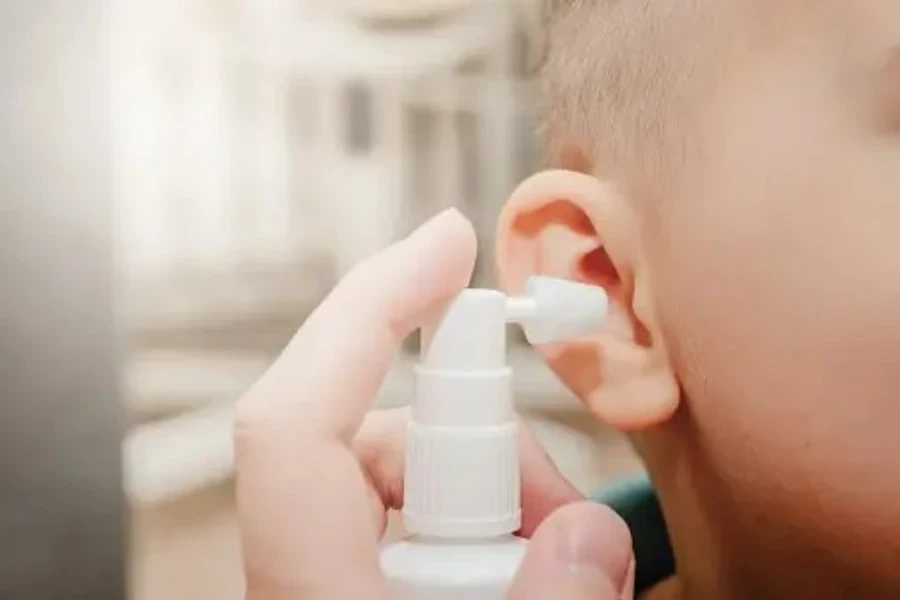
[402,276,608,538]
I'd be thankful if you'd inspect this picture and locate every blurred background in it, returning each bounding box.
[1,0,642,598]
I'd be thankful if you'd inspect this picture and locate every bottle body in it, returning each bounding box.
[380,535,526,600]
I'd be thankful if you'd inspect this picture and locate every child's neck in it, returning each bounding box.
[638,414,900,600]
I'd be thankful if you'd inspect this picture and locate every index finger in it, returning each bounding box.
[236,209,477,598]
[240,208,477,440]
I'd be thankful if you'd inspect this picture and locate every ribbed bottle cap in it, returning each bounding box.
[404,290,520,537]
[402,412,520,538]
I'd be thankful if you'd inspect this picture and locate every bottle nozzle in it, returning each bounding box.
[507,276,608,345]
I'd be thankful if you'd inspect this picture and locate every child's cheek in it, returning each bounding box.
[650,148,900,576]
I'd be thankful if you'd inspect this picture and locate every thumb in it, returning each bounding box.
[508,502,635,600]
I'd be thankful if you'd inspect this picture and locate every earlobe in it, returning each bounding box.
[495,170,679,430]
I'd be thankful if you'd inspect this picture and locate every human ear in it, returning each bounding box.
[495,170,679,430]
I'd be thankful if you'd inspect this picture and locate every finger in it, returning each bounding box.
[508,502,635,600]
[240,207,477,441]
[517,423,584,537]
[353,407,409,536]
[236,210,477,599]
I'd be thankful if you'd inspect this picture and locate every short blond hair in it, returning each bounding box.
[536,1,883,196]
[539,1,743,188]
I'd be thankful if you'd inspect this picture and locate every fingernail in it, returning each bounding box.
[558,513,633,595]
[399,208,476,282]
[621,559,636,600]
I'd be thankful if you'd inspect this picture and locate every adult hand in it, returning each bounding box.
[235,209,635,599]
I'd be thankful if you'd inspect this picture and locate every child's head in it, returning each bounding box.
[496,1,900,597]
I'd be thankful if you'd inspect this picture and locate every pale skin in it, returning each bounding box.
[235,3,900,598]
[235,209,636,600]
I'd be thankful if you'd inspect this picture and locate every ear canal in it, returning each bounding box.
[579,245,621,290]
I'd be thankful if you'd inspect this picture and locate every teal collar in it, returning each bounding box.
[591,475,675,596]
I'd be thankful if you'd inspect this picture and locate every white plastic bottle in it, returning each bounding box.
[380,276,608,599]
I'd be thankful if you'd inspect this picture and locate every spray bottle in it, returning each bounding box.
[379,276,609,599]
